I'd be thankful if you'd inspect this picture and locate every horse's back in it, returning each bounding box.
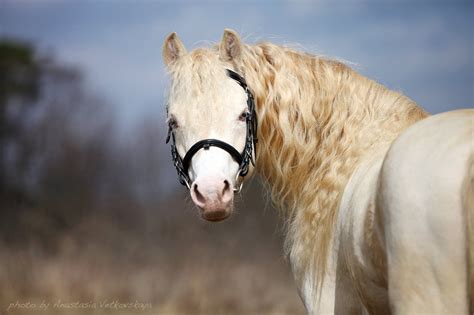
[378,109,473,314]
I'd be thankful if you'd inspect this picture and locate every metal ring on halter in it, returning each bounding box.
[181,175,191,190]
[233,170,244,193]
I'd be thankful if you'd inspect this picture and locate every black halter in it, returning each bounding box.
[166,69,258,191]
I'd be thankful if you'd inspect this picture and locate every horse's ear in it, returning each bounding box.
[163,32,187,67]
[220,29,243,62]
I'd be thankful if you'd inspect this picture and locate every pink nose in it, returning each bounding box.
[190,178,233,221]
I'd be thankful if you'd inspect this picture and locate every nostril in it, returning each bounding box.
[222,180,231,195]
[221,179,233,204]
[193,184,206,205]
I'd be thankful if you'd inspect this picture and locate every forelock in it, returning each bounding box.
[170,48,228,92]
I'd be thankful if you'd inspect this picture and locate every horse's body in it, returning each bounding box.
[317,110,473,314]
[163,29,474,314]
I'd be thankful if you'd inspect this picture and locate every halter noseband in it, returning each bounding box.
[166,69,258,192]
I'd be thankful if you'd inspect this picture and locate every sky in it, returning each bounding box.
[0,0,472,195]
[1,0,473,127]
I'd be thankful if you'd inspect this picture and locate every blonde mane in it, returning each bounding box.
[168,40,428,288]
[231,42,427,286]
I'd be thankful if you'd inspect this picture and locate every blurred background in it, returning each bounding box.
[0,1,472,314]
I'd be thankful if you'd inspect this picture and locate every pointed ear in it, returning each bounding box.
[163,32,187,67]
[219,28,243,62]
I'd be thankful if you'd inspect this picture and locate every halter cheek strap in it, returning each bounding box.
[166,69,258,192]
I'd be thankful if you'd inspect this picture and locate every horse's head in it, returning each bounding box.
[163,29,257,222]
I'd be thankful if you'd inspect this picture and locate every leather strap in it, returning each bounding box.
[182,139,243,172]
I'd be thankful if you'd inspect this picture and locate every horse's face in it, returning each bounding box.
[163,30,251,222]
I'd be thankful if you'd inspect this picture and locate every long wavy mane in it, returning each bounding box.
[230,42,428,288]
[167,39,428,291]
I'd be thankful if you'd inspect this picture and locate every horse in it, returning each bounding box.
[162,29,473,314]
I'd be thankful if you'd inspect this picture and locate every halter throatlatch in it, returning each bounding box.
[166,69,258,192]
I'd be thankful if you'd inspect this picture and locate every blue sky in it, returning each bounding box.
[1,1,473,125]
[1,1,472,194]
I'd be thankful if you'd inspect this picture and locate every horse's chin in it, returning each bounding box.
[203,213,231,222]
[199,207,232,222]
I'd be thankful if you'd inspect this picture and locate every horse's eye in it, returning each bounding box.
[168,117,179,129]
[238,111,249,122]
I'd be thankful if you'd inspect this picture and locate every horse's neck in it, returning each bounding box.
[242,44,425,213]
[238,43,427,279]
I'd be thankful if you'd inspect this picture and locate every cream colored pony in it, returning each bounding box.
[162,29,474,314]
